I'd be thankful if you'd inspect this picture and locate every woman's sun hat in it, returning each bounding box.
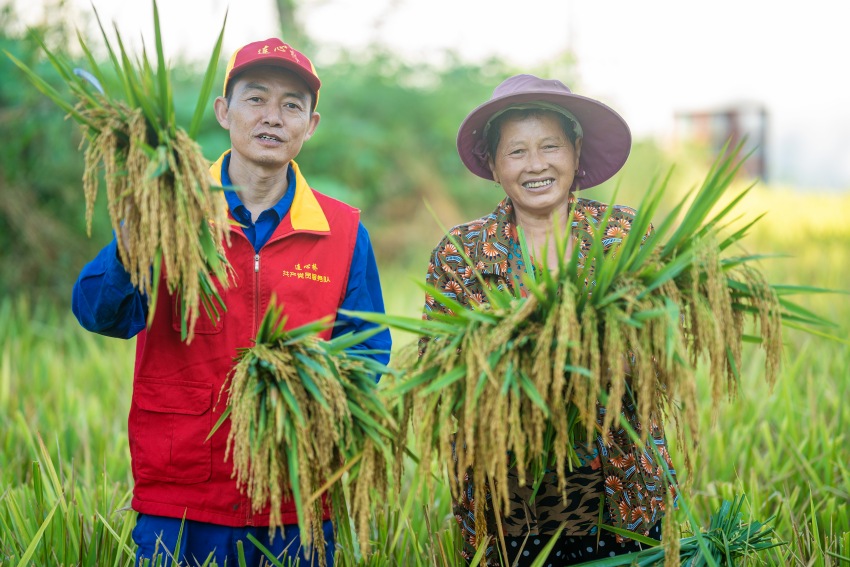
[457,74,631,190]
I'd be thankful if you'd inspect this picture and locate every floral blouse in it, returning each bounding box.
[421,195,678,561]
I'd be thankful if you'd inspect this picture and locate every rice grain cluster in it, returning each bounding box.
[7,0,231,341]
[596,495,782,565]
[215,298,395,564]
[369,149,830,561]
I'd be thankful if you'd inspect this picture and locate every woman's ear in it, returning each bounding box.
[488,156,500,185]
[574,136,583,166]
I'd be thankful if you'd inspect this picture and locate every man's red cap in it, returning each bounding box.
[222,38,321,109]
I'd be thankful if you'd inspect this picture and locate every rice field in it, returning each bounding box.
[1,183,849,566]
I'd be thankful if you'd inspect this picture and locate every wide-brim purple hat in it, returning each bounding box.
[457,74,631,190]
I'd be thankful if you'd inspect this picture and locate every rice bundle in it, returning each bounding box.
[586,495,782,566]
[212,297,396,563]
[6,1,231,342]
[362,148,833,550]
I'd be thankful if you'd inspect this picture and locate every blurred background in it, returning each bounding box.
[3,0,849,310]
[2,1,849,563]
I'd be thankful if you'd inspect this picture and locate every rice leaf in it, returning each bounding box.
[189,11,227,138]
[151,0,172,128]
[3,51,93,127]
[364,145,838,554]
[8,0,234,343]
[220,297,398,564]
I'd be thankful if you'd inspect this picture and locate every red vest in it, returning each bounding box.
[128,153,360,526]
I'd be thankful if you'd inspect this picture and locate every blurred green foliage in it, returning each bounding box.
[0,2,677,304]
[0,6,91,299]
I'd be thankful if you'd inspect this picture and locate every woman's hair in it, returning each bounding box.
[485,108,580,160]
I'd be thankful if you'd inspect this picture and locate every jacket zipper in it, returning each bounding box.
[253,253,261,338]
[248,251,261,526]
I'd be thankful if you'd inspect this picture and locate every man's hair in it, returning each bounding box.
[486,108,579,160]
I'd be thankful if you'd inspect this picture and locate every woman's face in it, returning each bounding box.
[488,112,582,220]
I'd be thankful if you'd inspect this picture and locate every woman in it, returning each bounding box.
[422,74,676,565]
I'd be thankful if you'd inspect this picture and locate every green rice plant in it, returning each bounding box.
[351,145,837,561]
[331,455,468,566]
[571,495,782,566]
[4,0,231,342]
[0,432,136,566]
[0,236,846,565]
[211,296,397,565]
[1,167,847,565]
[0,296,135,489]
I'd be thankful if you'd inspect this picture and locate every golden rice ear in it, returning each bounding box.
[348,144,827,562]
[222,299,396,563]
[662,491,681,567]
[12,1,232,343]
[376,145,821,549]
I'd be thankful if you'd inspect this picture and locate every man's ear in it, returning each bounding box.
[302,112,321,142]
[213,96,230,129]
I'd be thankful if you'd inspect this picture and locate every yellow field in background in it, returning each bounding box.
[382,180,850,350]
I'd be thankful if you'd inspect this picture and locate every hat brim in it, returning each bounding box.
[457,90,631,190]
[226,60,321,102]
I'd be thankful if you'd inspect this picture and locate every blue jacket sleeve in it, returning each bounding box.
[71,237,148,339]
[332,223,392,372]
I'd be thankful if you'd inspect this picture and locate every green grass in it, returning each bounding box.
[1,186,849,566]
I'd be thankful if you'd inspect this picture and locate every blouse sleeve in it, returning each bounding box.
[418,233,472,355]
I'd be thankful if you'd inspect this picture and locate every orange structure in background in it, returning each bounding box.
[674,102,768,181]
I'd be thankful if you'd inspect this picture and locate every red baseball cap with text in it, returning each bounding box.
[222,38,321,109]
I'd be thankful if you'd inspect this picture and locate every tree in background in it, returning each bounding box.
[2,0,670,303]
[0,4,94,299]
[274,0,310,51]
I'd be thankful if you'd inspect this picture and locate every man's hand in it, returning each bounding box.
[116,222,131,266]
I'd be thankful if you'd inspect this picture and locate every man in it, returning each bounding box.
[72,38,391,566]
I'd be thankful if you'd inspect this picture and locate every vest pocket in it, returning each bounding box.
[131,378,213,484]
[170,293,225,335]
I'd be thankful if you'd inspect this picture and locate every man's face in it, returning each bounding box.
[214,66,320,172]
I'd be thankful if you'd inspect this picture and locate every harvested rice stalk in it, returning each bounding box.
[584,495,782,566]
[6,0,231,342]
[211,297,395,563]
[355,147,835,542]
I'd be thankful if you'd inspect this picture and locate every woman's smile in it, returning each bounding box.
[522,177,556,191]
